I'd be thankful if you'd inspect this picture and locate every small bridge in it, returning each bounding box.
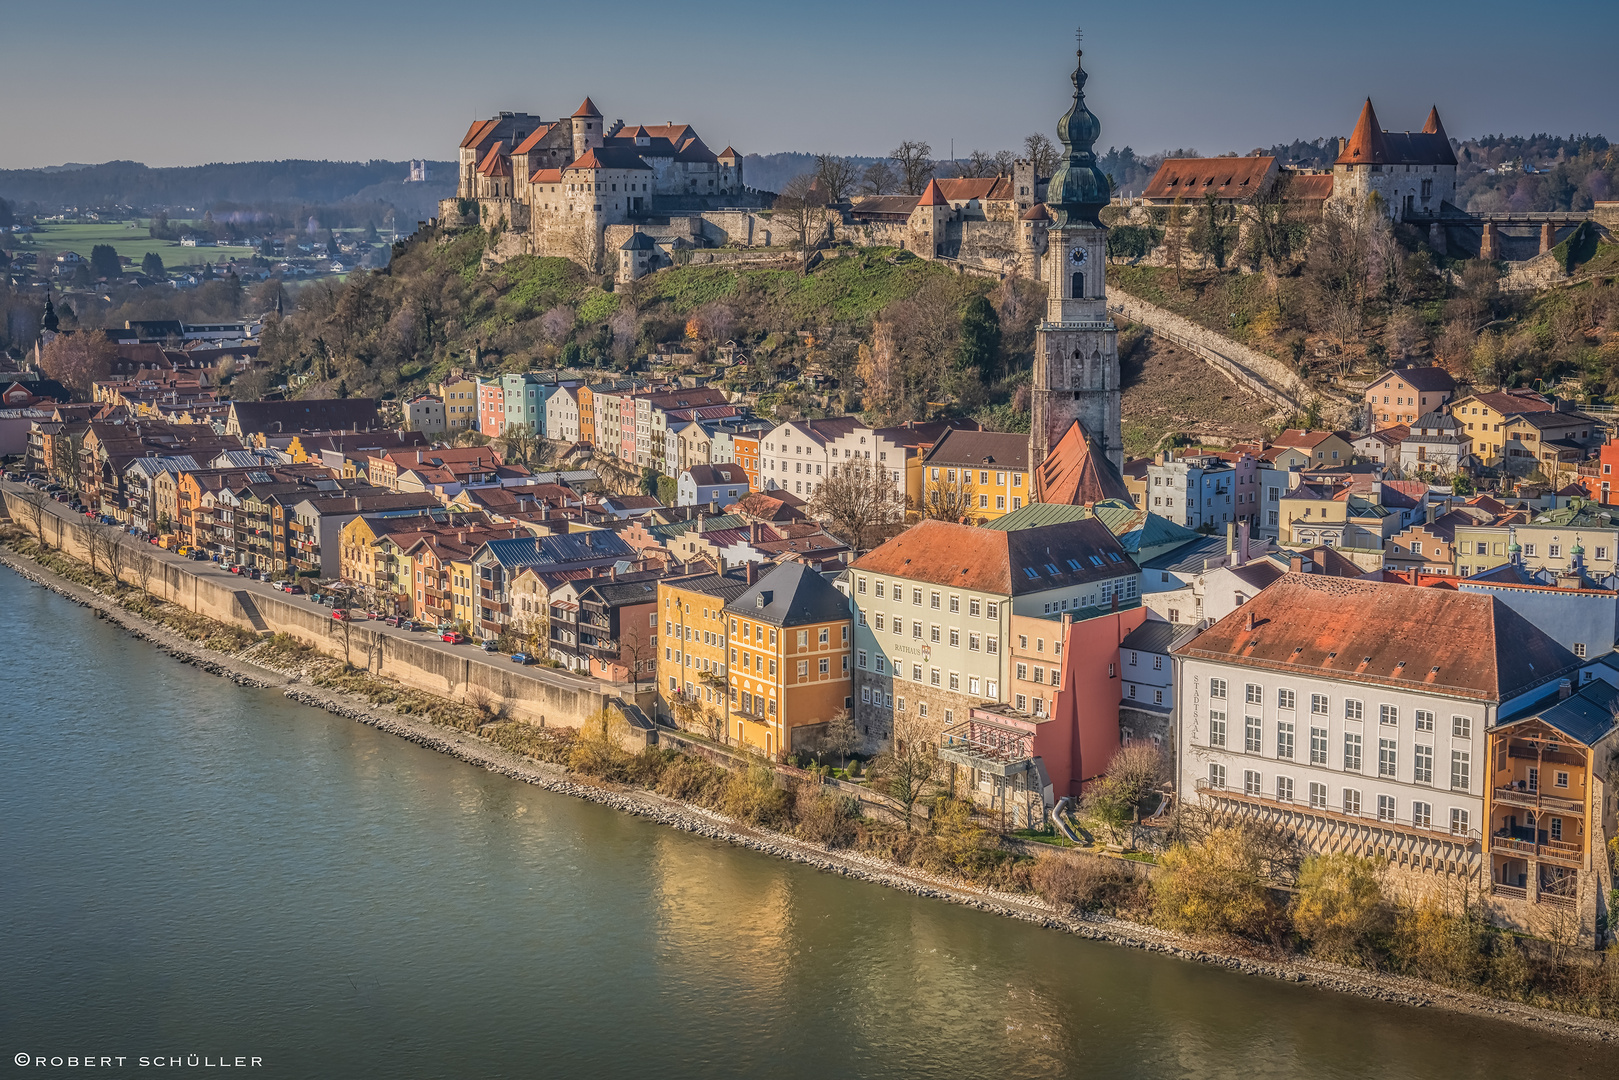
[1407,205,1609,260]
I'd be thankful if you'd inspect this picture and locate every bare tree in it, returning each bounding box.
[873,710,940,831]
[807,460,904,551]
[861,161,898,195]
[132,548,157,595]
[819,707,858,767]
[774,174,825,273]
[38,331,116,395]
[918,469,980,525]
[1023,132,1059,179]
[91,525,129,587]
[890,141,935,196]
[1165,197,1187,290]
[814,154,858,204]
[963,149,999,177]
[14,488,51,547]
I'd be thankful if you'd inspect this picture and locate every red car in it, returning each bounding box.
[441,631,467,644]
[332,609,349,621]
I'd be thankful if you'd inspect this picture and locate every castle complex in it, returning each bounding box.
[441,99,768,275]
[440,100,1053,281]
[1330,99,1459,221]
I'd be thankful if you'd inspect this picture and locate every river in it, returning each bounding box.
[3,568,1617,1079]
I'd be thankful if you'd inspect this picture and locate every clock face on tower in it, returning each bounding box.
[1069,247,1088,266]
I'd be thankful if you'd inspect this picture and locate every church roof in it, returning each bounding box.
[572,97,602,118]
[917,179,949,206]
[1336,99,1457,167]
[1036,421,1131,506]
[718,146,739,161]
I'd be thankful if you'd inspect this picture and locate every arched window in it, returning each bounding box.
[1071,271,1084,299]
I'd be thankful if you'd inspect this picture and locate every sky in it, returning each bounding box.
[3,0,1616,170]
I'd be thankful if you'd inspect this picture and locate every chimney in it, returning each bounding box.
[1426,500,1437,525]
[1236,521,1250,567]
[696,511,705,533]
[1289,555,1304,573]
[745,561,758,585]
[1558,678,1573,700]
[1245,610,1255,632]
[1225,521,1236,557]
[610,564,618,581]
[709,498,719,515]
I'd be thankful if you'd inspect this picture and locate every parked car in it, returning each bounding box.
[284,584,304,595]
[441,631,467,644]
[332,609,349,621]
[481,639,499,652]
[366,610,380,620]
[383,615,400,627]
[398,619,414,632]
[511,653,532,665]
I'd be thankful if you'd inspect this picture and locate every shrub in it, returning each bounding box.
[1154,825,1284,941]
[1291,853,1390,963]
[655,756,727,805]
[1033,855,1147,914]
[794,788,859,848]
[720,764,794,829]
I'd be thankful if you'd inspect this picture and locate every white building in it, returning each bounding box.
[1145,451,1258,531]
[762,417,906,501]
[546,385,582,444]
[1174,574,1581,902]
[677,463,749,507]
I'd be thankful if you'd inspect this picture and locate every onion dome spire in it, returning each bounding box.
[1047,33,1111,228]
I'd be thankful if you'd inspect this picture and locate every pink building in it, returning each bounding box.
[477,378,505,435]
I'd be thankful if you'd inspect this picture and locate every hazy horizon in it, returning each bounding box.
[4,0,1615,171]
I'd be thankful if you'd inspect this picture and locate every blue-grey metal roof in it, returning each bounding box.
[725,562,850,628]
[1120,618,1176,654]
[479,530,633,569]
[1496,678,1619,746]
[1141,534,1226,573]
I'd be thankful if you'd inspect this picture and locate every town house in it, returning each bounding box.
[1175,574,1580,908]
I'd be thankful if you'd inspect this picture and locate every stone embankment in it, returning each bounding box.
[1110,288,1356,426]
[2,544,1615,1045]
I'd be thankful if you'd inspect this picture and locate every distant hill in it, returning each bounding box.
[0,159,456,218]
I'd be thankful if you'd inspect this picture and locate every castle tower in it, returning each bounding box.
[570,97,604,162]
[1029,41,1121,474]
[910,178,951,258]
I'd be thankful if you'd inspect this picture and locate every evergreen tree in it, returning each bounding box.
[956,294,1001,377]
[0,197,13,230]
[90,244,121,280]
[141,252,165,279]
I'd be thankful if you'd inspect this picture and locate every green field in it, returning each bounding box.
[5,221,256,267]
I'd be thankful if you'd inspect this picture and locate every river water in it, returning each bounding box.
[3,569,1617,1079]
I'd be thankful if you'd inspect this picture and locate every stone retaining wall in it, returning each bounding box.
[4,491,608,729]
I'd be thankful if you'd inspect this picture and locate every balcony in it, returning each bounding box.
[1491,882,1528,901]
[1489,829,1583,865]
[1491,786,1583,814]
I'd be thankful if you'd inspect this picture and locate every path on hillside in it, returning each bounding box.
[1109,288,1356,426]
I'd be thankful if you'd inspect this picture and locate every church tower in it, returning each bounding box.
[1028,42,1122,474]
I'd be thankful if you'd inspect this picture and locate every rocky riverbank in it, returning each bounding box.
[3,546,1616,1045]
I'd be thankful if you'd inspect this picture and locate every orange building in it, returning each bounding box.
[724,562,852,757]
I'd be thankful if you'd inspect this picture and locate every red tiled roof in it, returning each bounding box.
[476,142,509,177]
[1286,173,1334,201]
[917,179,949,207]
[1035,421,1130,506]
[717,146,739,161]
[461,118,498,150]
[1335,99,1457,167]
[1456,390,1555,416]
[529,167,563,184]
[1176,573,1579,702]
[512,124,556,155]
[1273,428,1348,450]
[936,177,1013,202]
[1020,203,1052,221]
[1142,156,1276,202]
[572,97,602,118]
[852,517,1134,596]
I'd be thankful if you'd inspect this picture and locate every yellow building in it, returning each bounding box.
[723,562,853,757]
[437,375,479,433]
[1278,481,1349,548]
[657,567,753,739]
[920,429,1030,523]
